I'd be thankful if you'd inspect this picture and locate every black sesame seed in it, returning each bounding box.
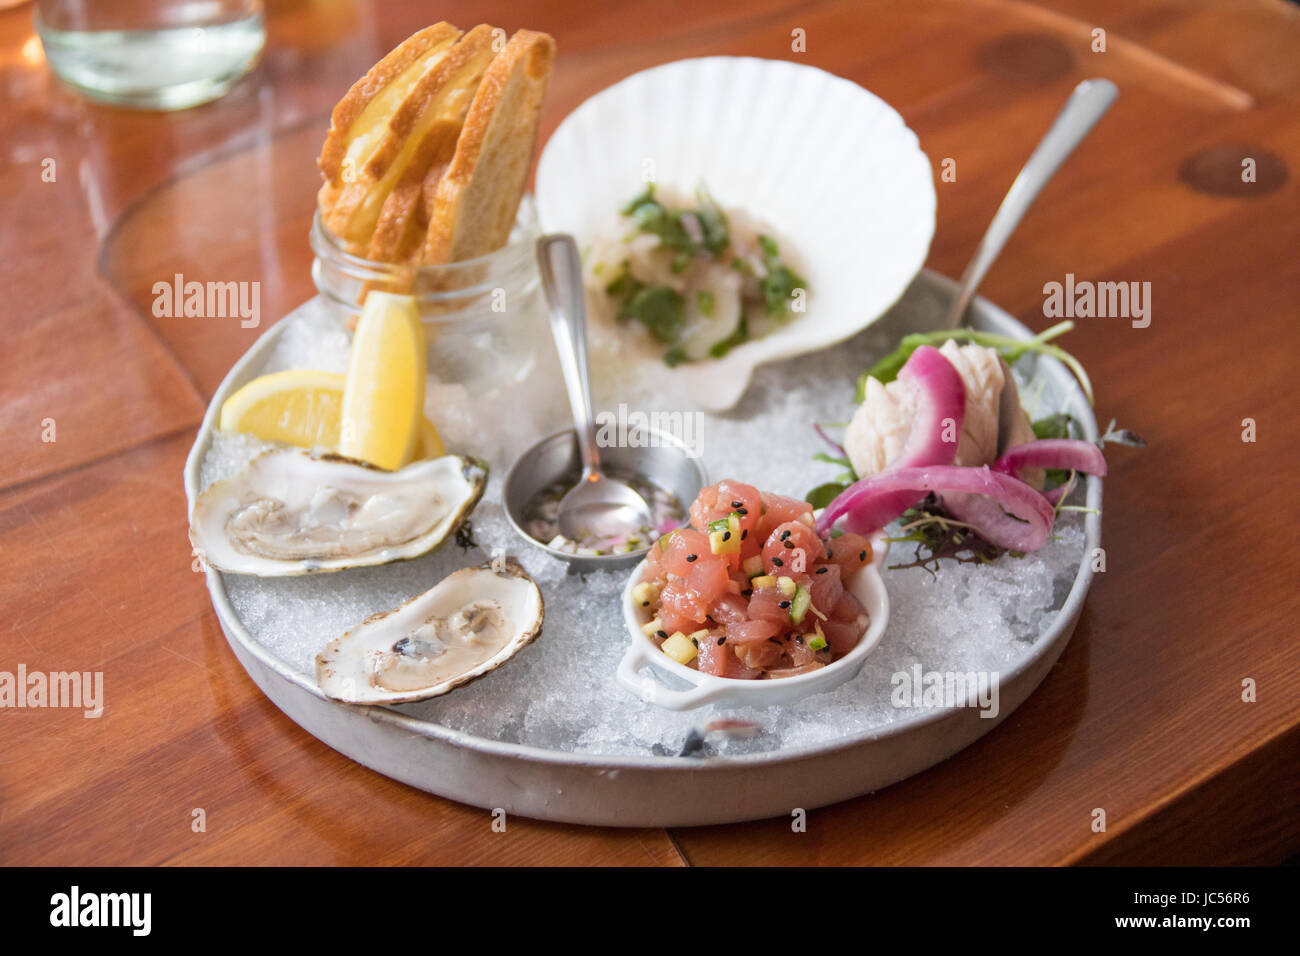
[717,636,726,645]
[778,600,792,609]
[780,530,791,541]
[722,531,731,541]
[641,600,650,607]
[859,550,867,562]
[826,549,833,560]
[691,637,699,647]
[816,566,829,574]
[736,507,748,515]
[731,500,742,509]
[772,556,784,567]
[656,630,667,639]
[741,529,749,540]
[783,540,794,549]
[795,634,804,645]
[686,554,698,562]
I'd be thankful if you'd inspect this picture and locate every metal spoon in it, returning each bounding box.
[944,77,1118,328]
[536,233,653,543]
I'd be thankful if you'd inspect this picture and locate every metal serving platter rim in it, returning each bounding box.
[183,269,1101,782]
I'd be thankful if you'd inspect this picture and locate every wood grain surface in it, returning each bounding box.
[1,0,1297,865]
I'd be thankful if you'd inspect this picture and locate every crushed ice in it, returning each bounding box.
[202,287,1091,758]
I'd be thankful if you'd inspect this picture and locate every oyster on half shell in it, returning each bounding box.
[315,558,544,704]
[190,449,487,576]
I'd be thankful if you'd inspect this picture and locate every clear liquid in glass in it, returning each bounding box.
[36,0,265,110]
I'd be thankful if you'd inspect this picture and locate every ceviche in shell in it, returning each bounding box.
[584,184,809,366]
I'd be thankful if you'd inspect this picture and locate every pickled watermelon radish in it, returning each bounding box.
[633,478,873,680]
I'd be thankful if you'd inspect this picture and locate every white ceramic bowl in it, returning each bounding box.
[617,531,890,709]
[535,56,935,411]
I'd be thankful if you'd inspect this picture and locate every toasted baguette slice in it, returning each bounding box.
[318,21,460,240]
[422,29,556,264]
[318,22,460,187]
[319,25,498,257]
[366,118,459,262]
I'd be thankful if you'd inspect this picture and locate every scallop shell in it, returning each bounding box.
[535,56,935,411]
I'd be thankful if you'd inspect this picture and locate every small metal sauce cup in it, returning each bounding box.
[503,426,707,572]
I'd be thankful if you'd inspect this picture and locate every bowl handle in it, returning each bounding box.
[615,642,727,711]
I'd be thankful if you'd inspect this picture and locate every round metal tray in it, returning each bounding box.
[183,270,1102,827]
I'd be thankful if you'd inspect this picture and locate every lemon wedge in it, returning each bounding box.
[418,416,445,459]
[339,291,427,470]
[218,369,349,448]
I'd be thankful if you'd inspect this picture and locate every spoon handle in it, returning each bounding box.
[537,233,602,476]
[944,77,1118,328]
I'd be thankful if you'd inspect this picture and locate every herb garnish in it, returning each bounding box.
[708,315,749,359]
[602,184,807,366]
[756,234,807,316]
[617,283,686,345]
[885,496,1023,574]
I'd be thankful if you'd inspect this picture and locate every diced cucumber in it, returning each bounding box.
[709,513,743,534]
[790,586,812,625]
[806,628,828,651]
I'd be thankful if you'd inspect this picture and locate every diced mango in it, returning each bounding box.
[661,632,698,664]
[709,528,741,555]
[631,581,660,607]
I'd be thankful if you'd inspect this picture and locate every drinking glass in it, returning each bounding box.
[35,0,265,110]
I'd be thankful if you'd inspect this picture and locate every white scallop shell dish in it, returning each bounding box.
[535,56,936,411]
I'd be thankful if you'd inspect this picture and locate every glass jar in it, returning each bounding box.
[311,197,547,397]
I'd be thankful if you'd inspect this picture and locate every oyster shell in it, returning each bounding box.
[315,558,544,704]
[190,450,487,576]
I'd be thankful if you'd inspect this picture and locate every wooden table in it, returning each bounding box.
[2,0,1297,866]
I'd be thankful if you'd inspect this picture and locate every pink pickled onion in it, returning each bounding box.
[818,465,1056,551]
[840,345,966,532]
[945,437,1107,546]
[994,439,1107,480]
